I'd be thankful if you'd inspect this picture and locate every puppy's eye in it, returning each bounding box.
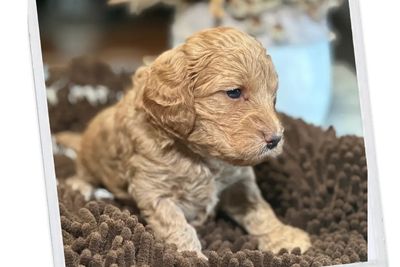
[226,88,241,99]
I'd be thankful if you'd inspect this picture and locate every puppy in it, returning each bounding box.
[67,27,311,257]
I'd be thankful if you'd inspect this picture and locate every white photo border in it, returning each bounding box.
[28,0,65,266]
[28,0,388,266]
[349,0,388,266]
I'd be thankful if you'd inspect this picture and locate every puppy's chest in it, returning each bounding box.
[174,162,243,225]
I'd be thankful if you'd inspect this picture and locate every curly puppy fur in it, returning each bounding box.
[67,27,311,258]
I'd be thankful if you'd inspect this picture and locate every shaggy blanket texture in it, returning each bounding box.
[49,59,367,267]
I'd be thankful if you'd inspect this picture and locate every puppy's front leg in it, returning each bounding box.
[219,167,311,254]
[136,196,205,258]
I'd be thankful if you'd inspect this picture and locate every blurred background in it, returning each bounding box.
[36,0,363,136]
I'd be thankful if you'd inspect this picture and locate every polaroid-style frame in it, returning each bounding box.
[28,0,388,266]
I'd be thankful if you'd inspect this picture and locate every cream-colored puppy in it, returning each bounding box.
[66,27,311,257]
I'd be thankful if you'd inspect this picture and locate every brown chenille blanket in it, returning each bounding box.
[50,58,367,267]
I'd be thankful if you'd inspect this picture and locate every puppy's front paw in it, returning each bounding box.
[196,251,208,260]
[167,225,206,259]
[258,225,311,254]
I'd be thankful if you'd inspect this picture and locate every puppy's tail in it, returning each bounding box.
[55,131,82,153]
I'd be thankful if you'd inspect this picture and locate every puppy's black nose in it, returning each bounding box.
[266,135,282,150]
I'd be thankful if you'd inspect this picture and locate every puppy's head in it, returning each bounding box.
[141,27,283,165]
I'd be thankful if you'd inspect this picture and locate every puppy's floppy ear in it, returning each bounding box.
[142,47,195,138]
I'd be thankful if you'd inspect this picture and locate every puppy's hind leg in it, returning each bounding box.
[65,175,95,201]
[55,132,95,200]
